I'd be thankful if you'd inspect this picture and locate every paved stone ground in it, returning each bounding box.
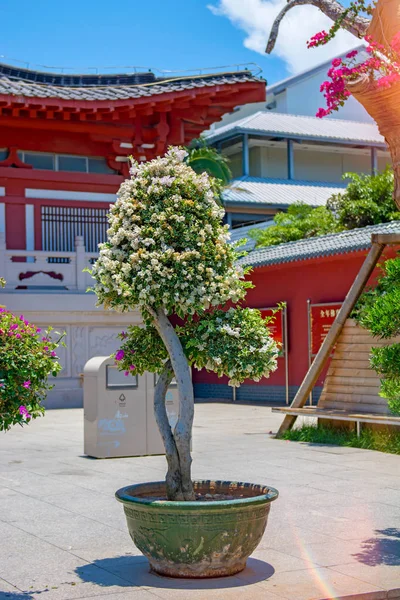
[0,404,399,600]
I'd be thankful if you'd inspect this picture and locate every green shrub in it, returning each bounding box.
[327,167,399,229]
[0,308,64,431]
[354,256,400,415]
[281,423,400,454]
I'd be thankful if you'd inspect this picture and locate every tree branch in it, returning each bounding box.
[152,307,195,501]
[154,360,184,500]
[266,0,370,54]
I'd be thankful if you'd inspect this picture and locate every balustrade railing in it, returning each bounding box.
[0,234,98,292]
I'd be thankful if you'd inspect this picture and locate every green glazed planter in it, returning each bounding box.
[116,479,278,578]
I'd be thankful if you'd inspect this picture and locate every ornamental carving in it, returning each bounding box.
[123,505,270,525]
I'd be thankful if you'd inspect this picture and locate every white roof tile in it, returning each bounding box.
[206,111,385,146]
[223,177,346,208]
[240,221,400,269]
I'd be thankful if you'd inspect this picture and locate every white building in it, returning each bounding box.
[212,46,372,128]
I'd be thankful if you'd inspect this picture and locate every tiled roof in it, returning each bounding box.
[223,177,346,208]
[239,221,400,269]
[229,220,275,252]
[205,111,385,146]
[0,70,262,102]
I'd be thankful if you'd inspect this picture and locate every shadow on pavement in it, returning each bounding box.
[353,528,400,566]
[75,555,275,589]
[0,594,34,599]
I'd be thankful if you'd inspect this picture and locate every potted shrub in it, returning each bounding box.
[90,147,279,578]
[0,286,63,431]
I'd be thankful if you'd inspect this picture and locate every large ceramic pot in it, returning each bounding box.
[116,479,278,578]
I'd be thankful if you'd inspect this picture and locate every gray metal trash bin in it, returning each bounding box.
[83,356,179,458]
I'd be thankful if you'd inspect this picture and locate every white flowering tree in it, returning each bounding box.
[91,148,279,501]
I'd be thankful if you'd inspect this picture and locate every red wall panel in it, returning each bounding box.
[193,247,398,390]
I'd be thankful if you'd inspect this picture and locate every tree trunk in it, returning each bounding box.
[151,307,195,501]
[154,360,184,500]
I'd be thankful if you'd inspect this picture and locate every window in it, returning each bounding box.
[17,151,116,174]
[88,157,115,174]
[58,155,87,173]
[19,151,55,170]
[0,148,8,161]
[41,205,109,253]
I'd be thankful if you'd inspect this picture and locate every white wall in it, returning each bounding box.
[211,50,373,130]
[284,71,373,122]
[0,291,141,408]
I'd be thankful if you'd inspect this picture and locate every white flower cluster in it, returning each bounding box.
[181,308,279,387]
[91,147,246,315]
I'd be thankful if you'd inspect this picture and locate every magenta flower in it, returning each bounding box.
[115,350,125,361]
[23,380,31,389]
[19,405,31,419]
[15,333,21,339]
[44,346,49,351]
[51,351,57,357]
[36,328,41,333]
[124,371,129,376]
[120,331,128,339]
[129,365,136,371]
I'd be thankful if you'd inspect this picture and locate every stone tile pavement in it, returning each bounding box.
[0,404,399,600]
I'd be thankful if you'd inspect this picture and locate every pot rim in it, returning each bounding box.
[115,479,279,510]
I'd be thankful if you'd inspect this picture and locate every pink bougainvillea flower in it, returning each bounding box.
[129,365,136,371]
[115,350,125,361]
[307,30,329,49]
[51,351,57,357]
[346,50,358,59]
[120,331,128,339]
[44,346,49,352]
[124,371,129,376]
[316,108,329,118]
[23,380,31,389]
[19,405,31,419]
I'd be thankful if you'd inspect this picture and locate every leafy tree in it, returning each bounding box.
[354,257,400,415]
[327,168,400,229]
[250,204,341,248]
[90,148,279,501]
[186,141,232,186]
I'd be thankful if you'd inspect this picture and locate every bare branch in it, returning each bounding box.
[266,0,370,54]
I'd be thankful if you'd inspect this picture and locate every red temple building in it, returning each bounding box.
[0,63,265,406]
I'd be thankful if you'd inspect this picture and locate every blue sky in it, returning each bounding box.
[0,0,358,84]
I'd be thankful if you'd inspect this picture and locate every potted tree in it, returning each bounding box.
[0,278,63,431]
[90,147,279,578]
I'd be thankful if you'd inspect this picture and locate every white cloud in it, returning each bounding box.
[208,0,358,74]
